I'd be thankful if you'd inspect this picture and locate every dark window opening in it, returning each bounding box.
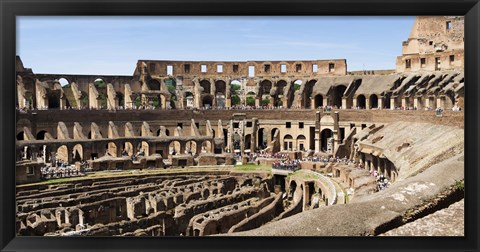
[405,59,411,69]
[184,64,190,73]
[420,58,426,68]
[328,63,335,72]
[177,123,183,128]
[350,123,355,129]
[286,122,291,128]
[195,122,199,128]
[233,122,239,128]
[295,64,302,72]
[264,64,271,73]
[361,124,367,129]
[233,65,239,73]
[299,122,304,128]
[429,41,433,45]
[449,55,455,63]
[246,121,252,127]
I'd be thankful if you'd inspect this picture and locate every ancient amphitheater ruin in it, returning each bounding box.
[15,16,465,236]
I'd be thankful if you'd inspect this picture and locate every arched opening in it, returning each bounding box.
[272,80,287,107]
[233,132,241,151]
[320,129,333,152]
[56,145,69,163]
[283,134,293,151]
[37,130,48,140]
[258,128,267,149]
[230,80,242,106]
[165,78,177,109]
[417,96,425,109]
[369,94,379,109]
[94,78,106,87]
[72,144,83,162]
[16,132,24,141]
[106,142,117,157]
[246,91,256,107]
[215,80,226,95]
[331,85,347,108]
[357,95,366,109]
[139,141,149,156]
[200,80,211,94]
[271,128,279,142]
[47,91,61,109]
[116,92,124,108]
[201,141,212,153]
[296,135,306,151]
[169,141,181,155]
[123,142,134,157]
[289,180,297,198]
[58,78,70,87]
[165,129,170,136]
[443,91,455,109]
[259,80,272,97]
[307,182,316,207]
[304,80,316,108]
[244,134,252,150]
[202,95,213,108]
[184,92,194,108]
[185,140,197,155]
[147,79,161,90]
[314,94,323,108]
[223,129,228,147]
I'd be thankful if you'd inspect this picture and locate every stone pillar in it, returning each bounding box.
[310,98,315,109]
[342,98,347,110]
[401,97,406,108]
[365,98,370,110]
[437,97,443,109]
[378,97,383,109]
[255,97,260,107]
[390,97,395,109]
[161,95,167,109]
[43,145,47,163]
[315,112,321,153]
[353,98,357,109]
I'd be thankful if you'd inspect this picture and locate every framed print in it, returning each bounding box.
[1,0,479,252]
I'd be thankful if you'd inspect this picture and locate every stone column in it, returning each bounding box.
[365,98,370,110]
[437,96,443,109]
[342,98,347,110]
[310,98,315,109]
[378,97,383,109]
[390,97,395,109]
[401,97,407,108]
[353,98,357,109]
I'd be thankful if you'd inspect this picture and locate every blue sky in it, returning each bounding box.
[17,16,415,75]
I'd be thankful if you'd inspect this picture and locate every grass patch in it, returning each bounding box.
[287,171,318,181]
[233,164,270,172]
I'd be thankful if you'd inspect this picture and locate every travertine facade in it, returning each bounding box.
[396,16,464,72]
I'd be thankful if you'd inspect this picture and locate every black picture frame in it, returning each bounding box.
[1,0,479,251]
